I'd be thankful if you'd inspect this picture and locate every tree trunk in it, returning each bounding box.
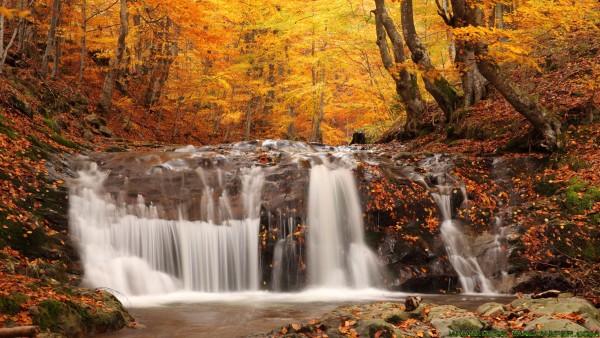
[456,43,487,108]
[436,0,487,110]
[40,0,60,77]
[400,0,458,121]
[78,0,86,92]
[245,107,251,141]
[143,18,177,109]
[373,0,426,138]
[16,0,26,53]
[460,0,562,150]
[312,66,325,144]
[474,45,562,150]
[97,0,128,114]
[287,106,296,140]
[51,18,61,79]
[0,0,23,74]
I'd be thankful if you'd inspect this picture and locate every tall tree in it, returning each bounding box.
[373,0,426,138]
[436,0,487,108]
[143,17,178,109]
[0,4,26,74]
[400,0,458,120]
[40,0,61,77]
[97,0,128,114]
[453,0,562,150]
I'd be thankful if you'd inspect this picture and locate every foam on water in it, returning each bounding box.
[69,147,382,302]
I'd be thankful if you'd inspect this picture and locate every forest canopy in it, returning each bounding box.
[0,0,598,146]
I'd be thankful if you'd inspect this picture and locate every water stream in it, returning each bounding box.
[413,155,507,293]
[307,165,381,288]
[98,294,515,338]
[69,141,383,299]
[432,193,494,293]
[68,141,512,337]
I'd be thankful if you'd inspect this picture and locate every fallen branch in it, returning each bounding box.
[0,326,39,338]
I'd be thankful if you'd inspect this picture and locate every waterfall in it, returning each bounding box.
[69,146,381,297]
[69,162,263,295]
[307,165,380,289]
[416,155,500,293]
[431,193,494,294]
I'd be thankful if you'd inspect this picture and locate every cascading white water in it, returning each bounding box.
[408,154,501,293]
[432,193,494,293]
[69,163,263,295]
[307,165,380,289]
[70,148,381,297]
[271,216,301,292]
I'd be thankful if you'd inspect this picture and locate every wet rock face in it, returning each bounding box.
[24,290,132,337]
[355,155,463,292]
[72,141,548,293]
[78,141,336,223]
[72,141,365,291]
[356,153,548,293]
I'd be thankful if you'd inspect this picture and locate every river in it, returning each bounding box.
[99,292,515,337]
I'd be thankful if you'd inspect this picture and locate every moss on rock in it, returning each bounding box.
[28,291,133,337]
[0,293,29,316]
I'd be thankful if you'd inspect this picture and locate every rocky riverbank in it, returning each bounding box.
[257,294,600,337]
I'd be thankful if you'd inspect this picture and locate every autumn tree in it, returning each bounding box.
[97,0,128,114]
[400,0,458,120]
[373,0,426,138]
[0,5,28,74]
[40,0,61,77]
[435,0,487,108]
[139,17,178,109]
[446,0,563,150]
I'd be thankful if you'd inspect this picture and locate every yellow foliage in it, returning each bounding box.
[0,6,30,19]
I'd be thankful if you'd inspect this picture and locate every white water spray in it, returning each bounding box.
[431,193,494,293]
[69,163,263,295]
[70,150,381,298]
[307,165,380,289]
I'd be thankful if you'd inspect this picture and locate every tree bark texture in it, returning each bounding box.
[40,0,61,77]
[435,0,487,110]
[374,0,426,138]
[455,43,487,108]
[400,0,458,121]
[97,0,128,114]
[474,46,562,150]
[0,326,39,338]
[51,12,61,79]
[78,0,86,92]
[0,0,23,74]
[143,18,177,108]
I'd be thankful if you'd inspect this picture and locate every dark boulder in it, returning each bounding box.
[350,131,366,145]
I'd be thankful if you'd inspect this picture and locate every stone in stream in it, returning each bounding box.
[427,304,489,337]
[509,296,600,331]
[256,296,600,338]
[405,296,422,311]
[476,302,507,317]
